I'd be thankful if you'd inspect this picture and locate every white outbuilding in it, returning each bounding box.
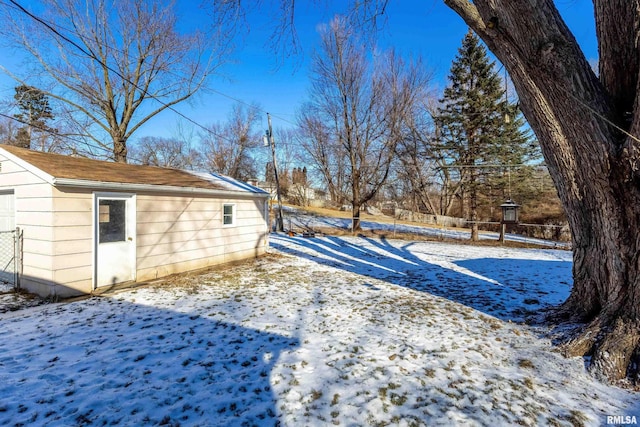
[0,145,270,297]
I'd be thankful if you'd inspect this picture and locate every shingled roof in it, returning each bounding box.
[0,145,266,196]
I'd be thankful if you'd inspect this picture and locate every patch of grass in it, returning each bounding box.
[390,392,407,406]
[521,402,543,424]
[378,387,387,400]
[560,410,589,427]
[509,379,528,393]
[435,387,461,400]
[330,393,340,406]
[461,364,471,376]
[523,377,535,390]
[517,359,535,369]
[547,418,564,427]
[310,389,323,402]
[449,379,465,389]
[158,415,180,426]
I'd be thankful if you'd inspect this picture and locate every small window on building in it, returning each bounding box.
[223,203,235,226]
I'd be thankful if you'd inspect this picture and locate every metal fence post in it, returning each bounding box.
[15,227,22,290]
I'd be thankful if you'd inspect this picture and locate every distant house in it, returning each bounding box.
[0,145,269,298]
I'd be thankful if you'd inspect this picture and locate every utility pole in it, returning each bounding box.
[266,113,284,232]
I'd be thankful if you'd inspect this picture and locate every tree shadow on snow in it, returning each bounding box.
[271,234,572,322]
[0,297,298,426]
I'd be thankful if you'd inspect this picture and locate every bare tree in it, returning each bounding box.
[0,116,19,145]
[130,136,202,170]
[299,17,430,231]
[1,0,228,162]
[298,113,349,206]
[396,134,453,217]
[201,103,262,181]
[395,99,465,218]
[269,128,306,199]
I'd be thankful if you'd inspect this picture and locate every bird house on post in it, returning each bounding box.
[499,199,520,244]
[500,199,520,224]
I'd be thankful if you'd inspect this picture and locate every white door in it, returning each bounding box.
[0,191,15,231]
[95,194,136,288]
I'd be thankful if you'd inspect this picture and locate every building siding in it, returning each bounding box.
[136,193,268,282]
[49,188,93,296]
[0,152,56,294]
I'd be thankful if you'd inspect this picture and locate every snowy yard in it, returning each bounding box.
[282,207,570,249]
[1,234,638,426]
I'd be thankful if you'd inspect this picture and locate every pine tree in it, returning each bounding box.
[486,101,540,218]
[13,85,55,150]
[435,30,536,240]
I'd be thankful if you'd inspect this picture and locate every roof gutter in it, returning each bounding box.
[52,178,270,199]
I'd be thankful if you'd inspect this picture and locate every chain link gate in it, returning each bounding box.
[0,228,22,290]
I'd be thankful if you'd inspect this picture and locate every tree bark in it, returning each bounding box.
[444,0,640,385]
[469,174,479,241]
[113,138,127,164]
[352,204,361,233]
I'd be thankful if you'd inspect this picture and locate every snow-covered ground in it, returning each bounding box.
[1,234,637,426]
[282,207,570,249]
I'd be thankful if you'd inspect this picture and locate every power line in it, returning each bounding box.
[0,111,160,162]
[3,0,262,149]
[0,111,93,147]
[437,163,538,168]
[1,0,299,127]
[494,59,640,144]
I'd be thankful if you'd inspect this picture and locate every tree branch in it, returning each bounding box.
[443,0,485,32]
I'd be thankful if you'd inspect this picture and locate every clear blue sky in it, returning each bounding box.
[0,0,597,141]
[165,0,598,137]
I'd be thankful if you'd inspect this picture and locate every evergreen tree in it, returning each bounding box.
[435,30,537,240]
[486,103,540,219]
[13,85,55,150]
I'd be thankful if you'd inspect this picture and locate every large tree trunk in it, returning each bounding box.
[352,176,362,232]
[445,0,640,385]
[469,183,479,241]
[352,204,361,233]
[113,138,128,163]
[469,169,479,241]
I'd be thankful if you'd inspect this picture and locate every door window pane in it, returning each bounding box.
[99,199,126,243]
